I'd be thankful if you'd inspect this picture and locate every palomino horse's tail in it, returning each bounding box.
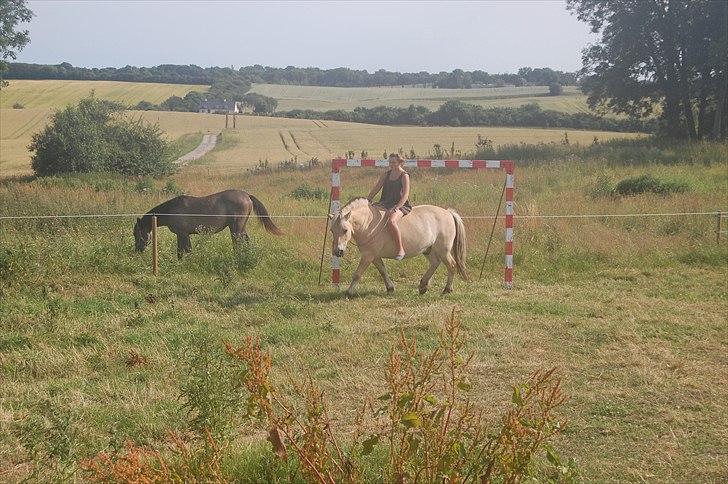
[249,194,284,235]
[448,209,469,281]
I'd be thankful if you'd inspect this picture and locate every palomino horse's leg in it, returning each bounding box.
[346,256,374,298]
[442,253,457,294]
[372,258,395,293]
[177,234,192,259]
[419,251,441,295]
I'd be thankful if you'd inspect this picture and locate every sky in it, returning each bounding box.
[16,0,597,73]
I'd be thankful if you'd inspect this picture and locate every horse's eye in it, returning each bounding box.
[343,229,348,234]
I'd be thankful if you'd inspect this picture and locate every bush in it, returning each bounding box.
[549,82,563,96]
[29,96,174,177]
[12,102,24,109]
[614,174,688,196]
[291,184,327,200]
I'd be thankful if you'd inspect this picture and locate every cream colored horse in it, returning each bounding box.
[330,198,468,297]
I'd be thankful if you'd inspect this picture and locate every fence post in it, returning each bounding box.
[718,211,722,245]
[152,215,158,276]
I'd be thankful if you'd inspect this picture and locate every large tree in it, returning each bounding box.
[0,0,33,88]
[567,0,728,140]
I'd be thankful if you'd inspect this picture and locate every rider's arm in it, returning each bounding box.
[367,172,387,200]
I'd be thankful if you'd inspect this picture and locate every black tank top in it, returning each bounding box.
[380,170,411,210]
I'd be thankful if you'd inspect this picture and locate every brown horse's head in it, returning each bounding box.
[329,210,354,258]
[133,217,152,252]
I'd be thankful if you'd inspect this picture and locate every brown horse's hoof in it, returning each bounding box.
[386,286,395,293]
[345,291,354,299]
[419,286,428,295]
[442,287,453,295]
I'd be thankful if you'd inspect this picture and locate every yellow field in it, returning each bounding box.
[0,108,643,176]
[0,79,208,109]
[249,83,594,113]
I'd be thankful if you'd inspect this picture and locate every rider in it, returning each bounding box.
[367,153,412,260]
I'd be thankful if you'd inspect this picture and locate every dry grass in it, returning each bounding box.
[249,83,593,113]
[0,107,643,177]
[0,79,207,109]
[0,157,726,481]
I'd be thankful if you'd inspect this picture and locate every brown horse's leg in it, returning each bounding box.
[229,218,250,250]
[177,234,192,259]
[372,258,395,293]
[346,256,373,298]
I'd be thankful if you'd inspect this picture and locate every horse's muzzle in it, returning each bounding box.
[333,248,345,257]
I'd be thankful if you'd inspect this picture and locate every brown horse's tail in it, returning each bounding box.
[449,209,469,281]
[249,194,284,235]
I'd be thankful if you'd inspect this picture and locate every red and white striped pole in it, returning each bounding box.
[331,159,344,288]
[503,161,514,289]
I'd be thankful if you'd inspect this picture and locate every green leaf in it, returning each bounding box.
[456,378,472,391]
[362,434,379,455]
[377,393,392,401]
[401,411,421,428]
[545,444,561,466]
[512,385,523,406]
[424,394,438,405]
[397,393,413,408]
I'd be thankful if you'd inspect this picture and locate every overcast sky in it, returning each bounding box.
[16,0,596,73]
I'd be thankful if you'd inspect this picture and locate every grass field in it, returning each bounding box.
[1,108,643,177]
[249,83,594,113]
[0,151,727,481]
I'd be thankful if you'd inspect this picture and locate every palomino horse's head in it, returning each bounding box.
[329,209,355,258]
[133,217,152,252]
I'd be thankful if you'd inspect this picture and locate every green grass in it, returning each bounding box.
[0,153,726,481]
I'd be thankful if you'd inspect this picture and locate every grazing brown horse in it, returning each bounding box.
[134,190,282,258]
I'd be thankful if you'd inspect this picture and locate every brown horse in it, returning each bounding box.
[134,189,282,258]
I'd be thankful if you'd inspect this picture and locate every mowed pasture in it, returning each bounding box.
[249,83,594,113]
[0,153,726,481]
[1,107,643,177]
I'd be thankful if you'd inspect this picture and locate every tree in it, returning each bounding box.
[0,0,33,88]
[549,82,563,96]
[30,96,173,177]
[567,0,728,140]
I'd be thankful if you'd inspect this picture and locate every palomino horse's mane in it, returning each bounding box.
[339,197,370,215]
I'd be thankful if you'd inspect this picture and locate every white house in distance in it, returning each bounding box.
[199,99,247,114]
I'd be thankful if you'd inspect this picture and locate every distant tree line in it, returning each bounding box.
[7,62,577,89]
[134,91,278,115]
[240,65,577,88]
[274,101,655,133]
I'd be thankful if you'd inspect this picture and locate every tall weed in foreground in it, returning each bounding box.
[81,309,573,482]
[225,308,574,483]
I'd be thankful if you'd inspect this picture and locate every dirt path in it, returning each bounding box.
[175,133,218,164]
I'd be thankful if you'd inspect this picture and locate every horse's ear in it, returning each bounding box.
[342,211,351,220]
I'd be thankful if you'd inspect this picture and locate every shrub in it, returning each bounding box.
[29,96,174,177]
[291,183,327,200]
[614,174,688,196]
[549,82,563,96]
[12,102,24,109]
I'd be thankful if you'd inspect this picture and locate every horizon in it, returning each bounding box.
[16,0,596,74]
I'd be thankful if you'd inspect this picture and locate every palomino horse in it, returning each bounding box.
[134,189,282,258]
[330,198,468,297]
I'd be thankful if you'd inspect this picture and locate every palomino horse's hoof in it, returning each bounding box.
[345,291,354,299]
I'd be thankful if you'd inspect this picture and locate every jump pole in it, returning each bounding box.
[329,158,514,289]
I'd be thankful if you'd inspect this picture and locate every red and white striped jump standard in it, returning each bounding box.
[330,158,514,289]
